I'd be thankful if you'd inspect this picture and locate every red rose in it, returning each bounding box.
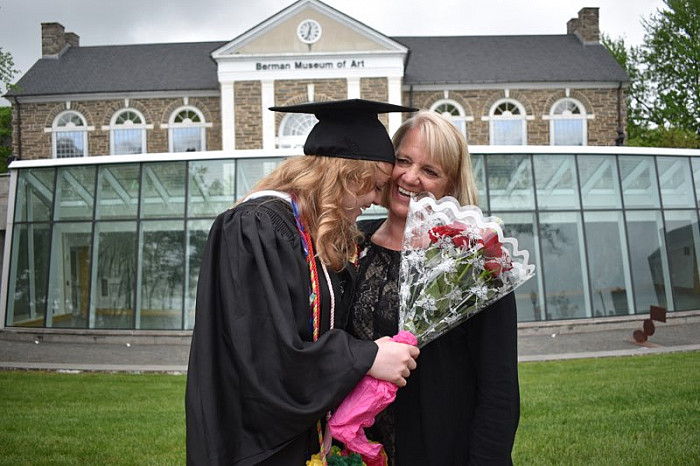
[479,229,502,258]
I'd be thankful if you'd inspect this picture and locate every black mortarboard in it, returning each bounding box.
[269,99,417,163]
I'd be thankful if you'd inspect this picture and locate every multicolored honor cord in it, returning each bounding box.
[291,195,328,465]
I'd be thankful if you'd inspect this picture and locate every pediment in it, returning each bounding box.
[212,0,407,59]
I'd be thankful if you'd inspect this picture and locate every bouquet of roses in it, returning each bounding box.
[399,192,535,347]
[328,193,535,464]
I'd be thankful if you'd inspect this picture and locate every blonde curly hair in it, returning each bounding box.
[252,156,390,271]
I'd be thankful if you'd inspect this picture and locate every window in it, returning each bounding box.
[548,98,587,145]
[488,99,527,145]
[109,109,148,155]
[169,107,207,153]
[277,113,318,148]
[430,100,471,138]
[52,111,88,158]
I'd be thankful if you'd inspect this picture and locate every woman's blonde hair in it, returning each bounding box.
[389,110,479,206]
[251,155,388,271]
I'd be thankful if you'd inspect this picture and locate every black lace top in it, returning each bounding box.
[347,220,401,464]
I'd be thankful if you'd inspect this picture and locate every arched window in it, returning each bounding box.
[430,100,471,138]
[488,99,528,145]
[52,111,89,158]
[168,107,208,152]
[548,98,588,146]
[277,113,318,149]
[109,109,148,155]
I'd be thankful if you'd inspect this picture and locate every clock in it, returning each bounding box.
[297,19,322,44]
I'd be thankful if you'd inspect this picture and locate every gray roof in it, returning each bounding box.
[395,34,629,85]
[8,41,226,98]
[7,34,627,99]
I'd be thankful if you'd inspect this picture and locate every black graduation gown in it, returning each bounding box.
[355,220,520,466]
[186,197,378,465]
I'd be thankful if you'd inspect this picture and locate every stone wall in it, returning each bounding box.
[12,96,222,159]
[408,86,625,146]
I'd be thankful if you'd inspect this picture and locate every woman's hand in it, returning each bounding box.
[367,337,420,387]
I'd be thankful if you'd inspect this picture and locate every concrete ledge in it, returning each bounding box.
[517,309,700,336]
[518,343,700,362]
[0,328,192,346]
[0,361,188,374]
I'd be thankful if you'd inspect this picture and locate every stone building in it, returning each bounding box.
[5,0,628,161]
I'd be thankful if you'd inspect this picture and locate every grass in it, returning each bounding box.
[0,352,698,465]
[513,352,700,465]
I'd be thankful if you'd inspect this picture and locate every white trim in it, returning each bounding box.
[12,90,219,104]
[404,81,628,92]
[388,76,403,135]
[211,0,408,59]
[261,80,276,150]
[166,106,209,152]
[0,171,18,330]
[221,82,235,151]
[347,77,360,99]
[216,52,406,82]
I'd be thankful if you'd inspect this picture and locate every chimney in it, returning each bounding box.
[41,22,80,57]
[567,7,600,44]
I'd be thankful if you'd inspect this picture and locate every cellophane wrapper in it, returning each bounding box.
[399,193,536,348]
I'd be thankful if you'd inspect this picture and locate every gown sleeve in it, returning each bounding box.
[186,200,378,465]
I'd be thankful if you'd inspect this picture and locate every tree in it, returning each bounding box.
[603,0,700,148]
[0,46,18,91]
[0,106,11,172]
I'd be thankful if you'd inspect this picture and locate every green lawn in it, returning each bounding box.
[0,352,698,465]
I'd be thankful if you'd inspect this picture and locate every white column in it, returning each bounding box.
[347,77,361,99]
[387,76,403,135]
[221,81,235,151]
[261,80,276,150]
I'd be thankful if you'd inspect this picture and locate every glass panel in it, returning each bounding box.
[140,162,186,218]
[188,160,237,217]
[486,154,535,211]
[172,127,203,153]
[619,156,660,208]
[46,222,92,328]
[471,155,488,211]
[692,158,700,205]
[539,212,587,319]
[552,119,583,146]
[657,157,694,208]
[236,158,286,201]
[95,163,140,219]
[55,131,85,158]
[533,155,580,210]
[186,220,214,329]
[495,212,542,322]
[5,223,51,327]
[492,120,523,145]
[626,210,670,313]
[583,211,633,316]
[54,166,96,221]
[664,210,700,311]
[139,220,184,330]
[92,221,137,329]
[14,168,55,222]
[113,129,143,155]
[578,155,622,209]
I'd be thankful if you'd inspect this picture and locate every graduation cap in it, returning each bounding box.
[269,99,417,163]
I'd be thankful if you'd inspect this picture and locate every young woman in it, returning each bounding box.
[185,99,420,465]
[348,111,520,465]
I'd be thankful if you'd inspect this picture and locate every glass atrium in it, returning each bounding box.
[2,147,699,330]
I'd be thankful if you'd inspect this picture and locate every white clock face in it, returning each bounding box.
[297,19,322,44]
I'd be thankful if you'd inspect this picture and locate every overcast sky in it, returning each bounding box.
[0,0,666,103]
